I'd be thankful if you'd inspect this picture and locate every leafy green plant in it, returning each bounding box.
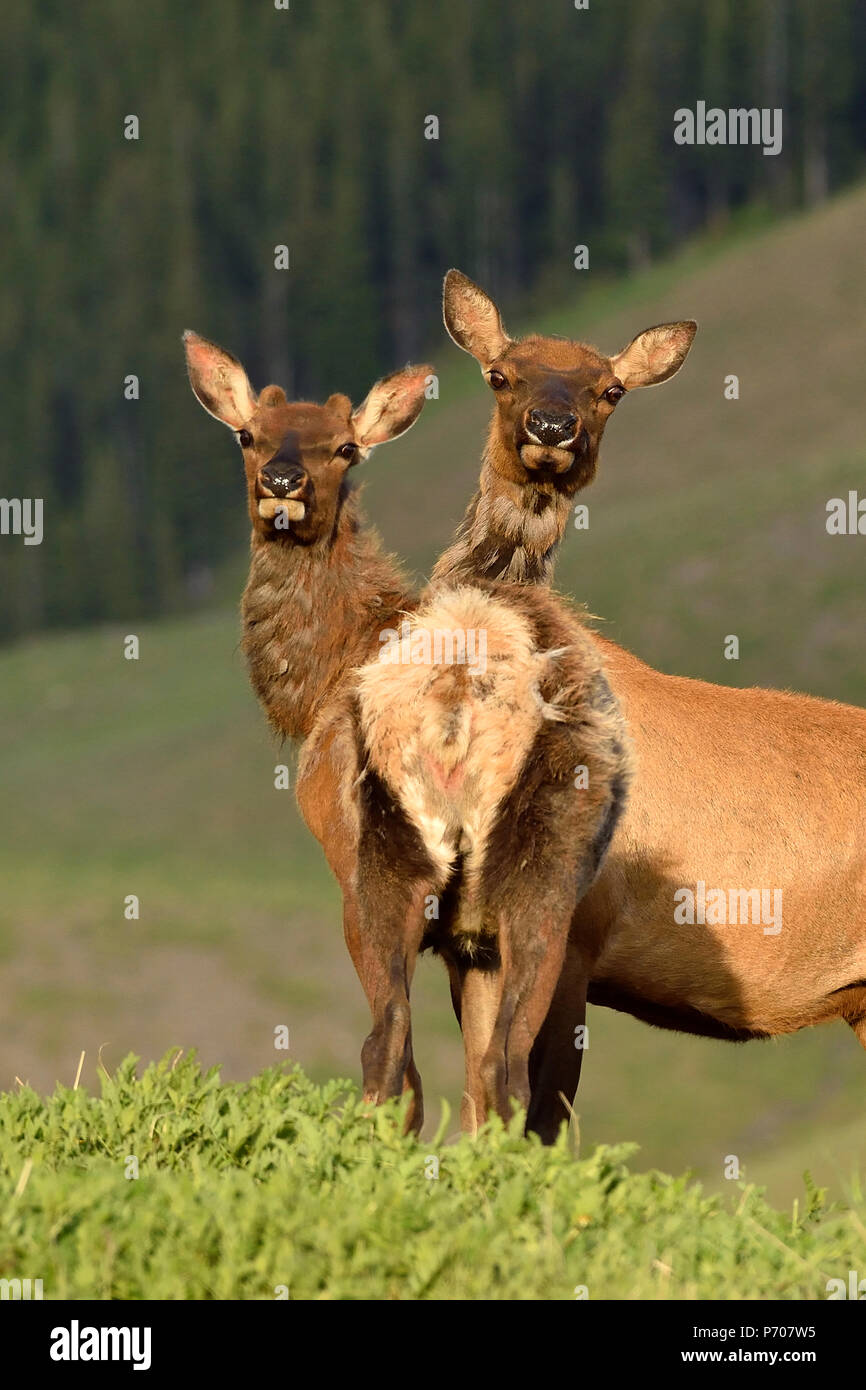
[1,1052,862,1300]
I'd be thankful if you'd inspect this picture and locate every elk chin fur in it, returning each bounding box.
[257,497,306,522]
[518,442,577,475]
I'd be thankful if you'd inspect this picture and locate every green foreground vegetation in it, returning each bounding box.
[1,1053,863,1300]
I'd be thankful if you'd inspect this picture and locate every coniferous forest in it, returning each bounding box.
[3,0,864,639]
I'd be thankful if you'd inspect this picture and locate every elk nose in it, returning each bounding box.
[259,463,306,498]
[526,409,578,446]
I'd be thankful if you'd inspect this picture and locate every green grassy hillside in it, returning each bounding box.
[2,1054,862,1300]
[2,187,865,1207]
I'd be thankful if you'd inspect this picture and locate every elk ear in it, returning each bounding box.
[352,364,434,449]
[443,269,511,366]
[323,392,353,418]
[610,321,697,390]
[183,330,257,428]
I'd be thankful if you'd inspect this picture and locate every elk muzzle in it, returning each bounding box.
[520,408,587,475]
[257,462,307,522]
[525,409,579,448]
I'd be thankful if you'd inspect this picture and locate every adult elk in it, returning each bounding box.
[183,331,630,1137]
[437,269,866,1143]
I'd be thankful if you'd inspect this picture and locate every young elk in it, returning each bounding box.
[184,331,630,1137]
[356,581,630,1133]
[438,270,866,1143]
[185,332,434,1129]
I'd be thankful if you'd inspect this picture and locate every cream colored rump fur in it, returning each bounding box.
[357,586,565,909]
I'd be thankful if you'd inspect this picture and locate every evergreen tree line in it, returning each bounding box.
[2,0,864,638]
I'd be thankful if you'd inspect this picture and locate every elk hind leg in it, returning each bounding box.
[341,891,424,1132]
[834,982,866,1054]
[479,896,573,1126]
[456,959,502,1134]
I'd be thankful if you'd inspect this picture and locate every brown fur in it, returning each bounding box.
[437,272,866,1143]
[185,332,435,1130]
[242,493,410,741]
[435,270,696,586]
[184,331,631,1135]
[357,576,631,1129]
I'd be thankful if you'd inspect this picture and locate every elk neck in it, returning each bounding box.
[241,490,410,741]
[432,437,574,587]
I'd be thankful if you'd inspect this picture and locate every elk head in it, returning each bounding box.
[443,270,696,494]
[183,331,433,543]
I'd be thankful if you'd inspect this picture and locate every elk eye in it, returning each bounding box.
[337,442,357,460]
[488,370,508,390]
[238,429,253,448]
[603,385,624,405]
